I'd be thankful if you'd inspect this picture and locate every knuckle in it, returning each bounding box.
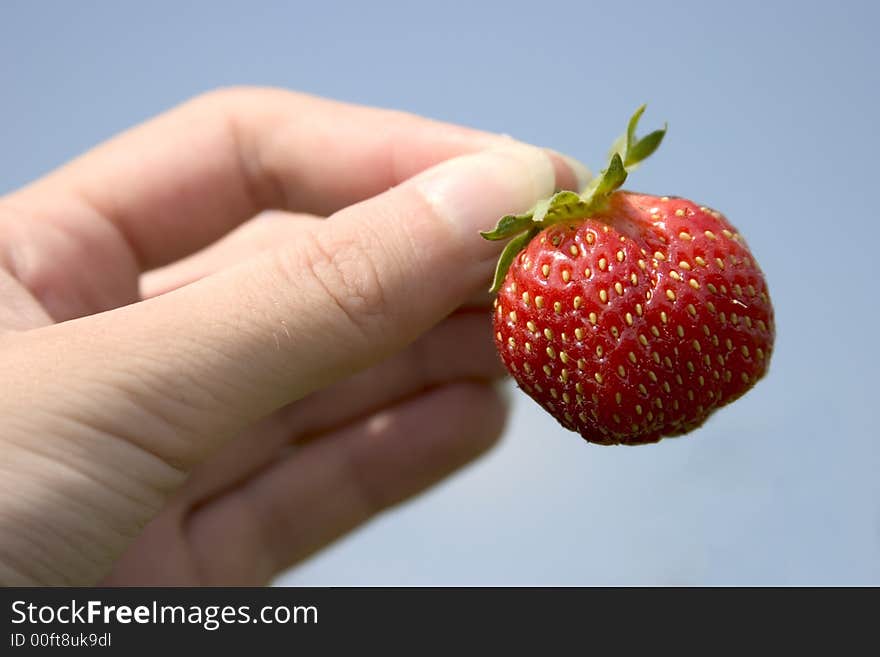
[280,226,391,338]
[188,85,294,110]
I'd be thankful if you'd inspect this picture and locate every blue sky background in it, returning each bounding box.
[2,1,878,584]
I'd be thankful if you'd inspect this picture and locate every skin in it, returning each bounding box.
[0,87,587,585]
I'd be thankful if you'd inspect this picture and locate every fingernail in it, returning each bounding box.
[547,150,592,193]
[414,144,556,238]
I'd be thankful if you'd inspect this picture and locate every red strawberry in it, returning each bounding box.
[482,107,774,445]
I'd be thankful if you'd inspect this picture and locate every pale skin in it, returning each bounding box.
[0,88,588,585]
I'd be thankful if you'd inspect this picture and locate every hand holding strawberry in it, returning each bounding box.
[0,89,586,584]
[483,107,775,445]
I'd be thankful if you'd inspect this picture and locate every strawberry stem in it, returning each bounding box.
[482,105,666,292]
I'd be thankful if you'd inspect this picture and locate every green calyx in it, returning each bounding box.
[480,104,667,292]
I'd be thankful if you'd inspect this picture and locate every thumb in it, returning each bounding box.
[13,145,586,466]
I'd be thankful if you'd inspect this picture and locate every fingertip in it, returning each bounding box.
[412,144,558,241]
[440,381,509,459]
[545,149,592,193]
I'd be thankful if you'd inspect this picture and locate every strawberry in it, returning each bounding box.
[482,107,774,445]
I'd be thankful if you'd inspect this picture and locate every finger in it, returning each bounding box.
[2,88,547,322]
[10,145,573,470]
[290,313,506,436]
[184,382,507,584]
[12,88,517,270]
[177,311,505,500]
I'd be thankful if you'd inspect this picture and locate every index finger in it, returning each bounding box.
[9,87,513,271]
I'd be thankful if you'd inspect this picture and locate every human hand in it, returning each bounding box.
[0,88,587,585]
